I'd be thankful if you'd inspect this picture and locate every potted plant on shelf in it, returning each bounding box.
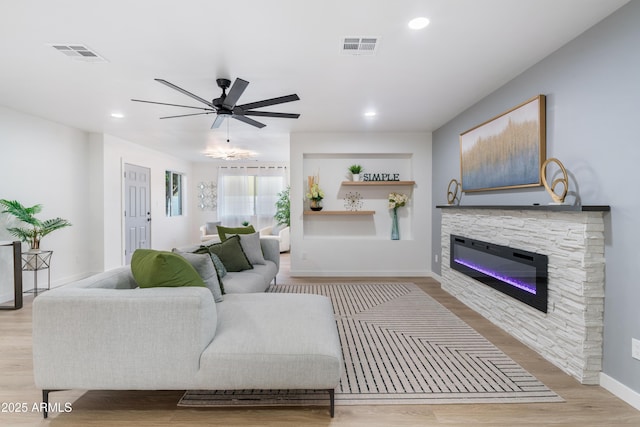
[0,199,72,251]
[306,179,325,211]
[348,164,363,182]
[274,186,290,226]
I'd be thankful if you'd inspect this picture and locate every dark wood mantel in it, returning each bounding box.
[436,204,610,212]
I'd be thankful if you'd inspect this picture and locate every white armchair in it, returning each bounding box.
[199,221,221,243]
[259,224,290,253]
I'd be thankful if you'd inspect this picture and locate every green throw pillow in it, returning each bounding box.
[217,225,256,241]
[131,249,206,288]
[207,235,254,272]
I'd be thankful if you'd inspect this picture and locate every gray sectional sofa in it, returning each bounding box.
[32,238,343,418]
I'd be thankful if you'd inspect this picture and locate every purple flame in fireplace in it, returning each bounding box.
[453,257,537,295]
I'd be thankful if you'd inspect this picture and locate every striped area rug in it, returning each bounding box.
[179,283,562,407]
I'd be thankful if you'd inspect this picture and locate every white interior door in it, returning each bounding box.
[124,163,151,264]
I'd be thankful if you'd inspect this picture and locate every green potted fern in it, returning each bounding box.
[0,199,72,251]
[274,186,290,226]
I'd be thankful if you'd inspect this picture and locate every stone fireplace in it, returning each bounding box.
[438,205,609,384]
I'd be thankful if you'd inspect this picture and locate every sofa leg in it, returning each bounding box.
[328,389,335,417]
[42,389,64,419]
[42,390,50,419]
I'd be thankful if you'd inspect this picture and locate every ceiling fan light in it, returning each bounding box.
[408,17,430,30]
[204,148,257,161]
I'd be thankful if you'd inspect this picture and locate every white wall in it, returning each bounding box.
[290,132,432,276]
[100,134,194,269]
[191,162,222,241]
[0,106,200,302]
[0,106,92,299]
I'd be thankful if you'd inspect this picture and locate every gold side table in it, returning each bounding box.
[22,250,53,297]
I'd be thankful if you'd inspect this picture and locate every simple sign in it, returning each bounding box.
[362,173,400,182]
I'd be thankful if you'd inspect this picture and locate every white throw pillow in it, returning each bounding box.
[174,251,224,302]
[230,232,266,265]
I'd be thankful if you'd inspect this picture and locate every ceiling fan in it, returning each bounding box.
[132,78,300,129]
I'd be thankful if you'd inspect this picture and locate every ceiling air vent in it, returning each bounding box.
[49,44,108,63]
[341,37,380,55]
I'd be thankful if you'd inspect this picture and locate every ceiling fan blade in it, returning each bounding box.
[131,99,215,111]
[243,111,300,119]
[233,115,266,128]
[211,115,226,129]
[159,112,215,119]
[237,94,300,111]
[155,79,214,108]
[222,78,249,110]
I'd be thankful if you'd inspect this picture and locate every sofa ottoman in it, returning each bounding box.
[196,293,342,391]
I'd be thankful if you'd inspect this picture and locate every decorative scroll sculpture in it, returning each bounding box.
[447,179,461,205]
[541,158,568,204]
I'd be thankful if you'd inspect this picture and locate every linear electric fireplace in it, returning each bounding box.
[450,235,548,312]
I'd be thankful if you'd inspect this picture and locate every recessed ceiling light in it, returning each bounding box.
[408,17,430,30]
[110,112,124,119]
[364,111,377,118]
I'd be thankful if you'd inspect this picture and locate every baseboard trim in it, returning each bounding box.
[0,291,14,305]
[290,269,432,277]
[600,372,640,411]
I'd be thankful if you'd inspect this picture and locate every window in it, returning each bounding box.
[217,166,288,229]
[165,171,185,216]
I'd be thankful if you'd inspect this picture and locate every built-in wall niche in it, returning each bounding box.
[302,153,414,240]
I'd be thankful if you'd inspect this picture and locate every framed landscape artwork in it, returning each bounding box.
[460,95,546,192]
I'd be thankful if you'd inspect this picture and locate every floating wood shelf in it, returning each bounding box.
[342,181,415,186]
[304,210,375,215]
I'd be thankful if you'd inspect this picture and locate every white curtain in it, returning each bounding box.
[217,166,288,230]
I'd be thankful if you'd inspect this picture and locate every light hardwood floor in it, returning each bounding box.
[1,253,638,426]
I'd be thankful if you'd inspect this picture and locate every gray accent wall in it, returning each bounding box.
[431,1,640,393]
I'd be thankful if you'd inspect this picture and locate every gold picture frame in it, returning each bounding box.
[460,95,546,192]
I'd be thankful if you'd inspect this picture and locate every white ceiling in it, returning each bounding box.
[0,0,629,162]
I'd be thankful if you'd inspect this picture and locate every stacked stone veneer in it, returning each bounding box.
[441,209,605,384]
